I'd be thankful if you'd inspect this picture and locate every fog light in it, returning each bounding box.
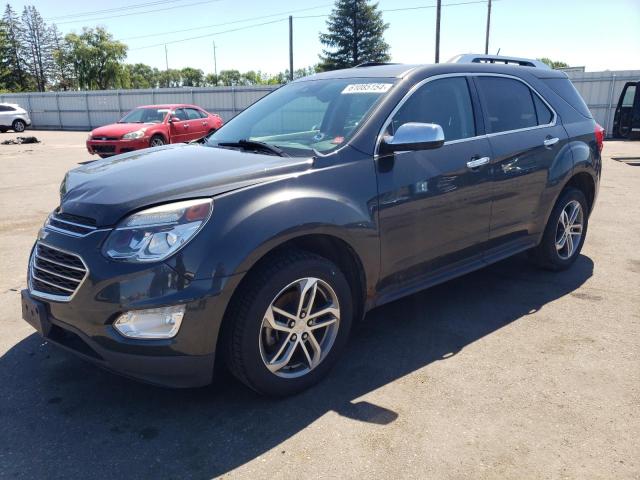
[113,305,185,339]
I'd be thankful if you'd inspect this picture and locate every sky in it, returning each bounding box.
[12,0,640,75]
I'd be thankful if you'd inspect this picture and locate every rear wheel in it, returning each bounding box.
[149,134,165,148]
[224,250,353,396]
[12,119,26,133]
[0,127,7,133]
[530,187,588,270]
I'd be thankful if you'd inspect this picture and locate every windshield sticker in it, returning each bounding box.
[341,83,392,94]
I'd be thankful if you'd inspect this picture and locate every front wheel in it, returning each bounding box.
[149,135,165,148]
[224,250,353,396]
[530,187,588,270]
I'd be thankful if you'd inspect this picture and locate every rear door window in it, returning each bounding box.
[475,76,537,133]
[173,109,189,121]
[390,77,476,141]
[185,108,202,120]
[532,93,554,125]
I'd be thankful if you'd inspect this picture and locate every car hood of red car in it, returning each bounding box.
[91,123,160,138]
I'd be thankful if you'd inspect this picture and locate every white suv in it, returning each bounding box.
[0,103,31,133]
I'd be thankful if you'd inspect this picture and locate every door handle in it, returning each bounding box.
[466,156,490,169]
[543,137,559,147]
[183,124,189,128]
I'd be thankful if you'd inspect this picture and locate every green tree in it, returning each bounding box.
[157,68,182,88]
[318,0,390,71]
[21,5,54,92]
[50,24,74,90]
[1,4,32,91]
[65,27,127,90]
[181,67,203,86]
[217,69,242,86]
[122,63,158,89]
[538,58,569,69]
[204,72,218,86]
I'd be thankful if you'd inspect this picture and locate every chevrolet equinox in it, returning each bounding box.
[21,62,603,396]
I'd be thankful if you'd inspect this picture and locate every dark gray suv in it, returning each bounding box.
[21,61,602,396]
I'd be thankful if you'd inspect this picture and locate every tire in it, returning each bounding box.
[0,127,7,133]
[149,134,165,148]
[224,249,353,396]
[12,119,26,133]
[530,187,589,271]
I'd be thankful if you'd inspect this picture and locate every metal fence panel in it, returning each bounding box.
[0,86,278,130]
[1,71,639,135]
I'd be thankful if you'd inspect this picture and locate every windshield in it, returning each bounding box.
[120,108,170,124]
[207,78,395,156]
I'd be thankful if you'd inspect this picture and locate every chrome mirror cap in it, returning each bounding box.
[379,122,445,155]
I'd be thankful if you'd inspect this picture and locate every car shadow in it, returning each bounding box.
[0,254,593,479]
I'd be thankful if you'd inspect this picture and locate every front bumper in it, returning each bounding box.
[86,137,150,156]
[23,228,240,388]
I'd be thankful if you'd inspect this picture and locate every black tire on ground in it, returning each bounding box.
[530,187,589,271]
[97,154,111,159]
[149,134,165,147]
[0,127,7,133]
[12,119,26,133]
[223,249,353,396]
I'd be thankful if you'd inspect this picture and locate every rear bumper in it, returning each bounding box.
[86,138,150,156]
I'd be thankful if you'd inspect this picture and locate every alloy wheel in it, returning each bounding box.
[555,200,583,260]
[259,277,340,378]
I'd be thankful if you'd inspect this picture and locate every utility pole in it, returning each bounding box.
[164,44,169,70]
[212,39,218,77]
[484,0,492,54]
[435,0,441,63]
[288,15,293,81]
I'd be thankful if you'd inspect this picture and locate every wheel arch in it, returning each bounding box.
[213,232,368,368]
[563,171,596,214]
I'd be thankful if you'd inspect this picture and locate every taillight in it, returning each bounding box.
[594,123,605,154]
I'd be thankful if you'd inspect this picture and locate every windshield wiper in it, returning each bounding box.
[217,139,288,157]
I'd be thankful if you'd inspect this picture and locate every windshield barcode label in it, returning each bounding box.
[341,83,392,94]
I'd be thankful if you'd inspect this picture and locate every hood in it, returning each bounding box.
[91,123,156,138]
[60,144,313,226]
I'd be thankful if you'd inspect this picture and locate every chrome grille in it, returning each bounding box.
[29,243,88,301]
[46,212,98,237]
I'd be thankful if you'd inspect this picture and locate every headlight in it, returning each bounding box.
[122,129,146,139]
[102,198,213,262]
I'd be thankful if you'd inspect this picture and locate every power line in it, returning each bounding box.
[129,18,288,51]
[54,0,220,25]
[294,0,493,18]
[120,3,332,41]
[46,0,194,21]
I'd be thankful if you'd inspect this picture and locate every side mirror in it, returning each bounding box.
[169,116,181,123]
[379,122,445,155]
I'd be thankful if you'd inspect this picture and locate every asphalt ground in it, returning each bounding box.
[0,131,638,479]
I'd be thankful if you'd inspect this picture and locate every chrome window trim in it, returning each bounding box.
[28,242,89,303]
[374,72,558,157]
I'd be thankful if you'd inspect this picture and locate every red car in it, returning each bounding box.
[86,104,223,157]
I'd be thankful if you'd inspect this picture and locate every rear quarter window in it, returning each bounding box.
[543,78,592,118]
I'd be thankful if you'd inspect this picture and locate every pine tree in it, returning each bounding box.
[1,4,31,91]
[318,0,390,71]
[50,24,75,90]
[21,5,54,92]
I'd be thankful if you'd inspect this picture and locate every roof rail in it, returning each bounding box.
[355,62,398,68]
[447,54,550,69]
